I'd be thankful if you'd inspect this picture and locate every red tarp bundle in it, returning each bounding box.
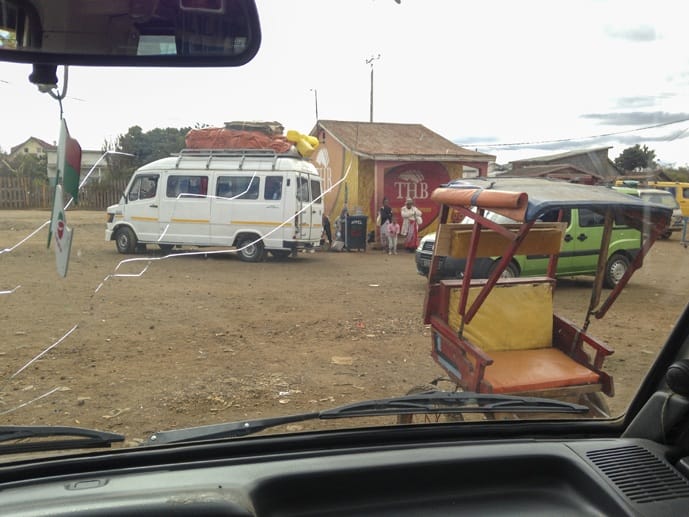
[185,127,292,152]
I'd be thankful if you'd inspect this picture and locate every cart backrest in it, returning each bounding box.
[448,280,554,351]
[435,222,565,258]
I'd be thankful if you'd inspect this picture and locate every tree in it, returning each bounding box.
[116,125,191,167]
[102,125,192,183]
[0,152,47,182]
[0,150,10,177]
[614,144,657,172]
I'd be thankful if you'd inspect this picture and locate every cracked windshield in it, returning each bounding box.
[1,0,689,451]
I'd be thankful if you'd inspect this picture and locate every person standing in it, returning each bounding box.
[377,197,393,251]
[386,216,400,255]
[321,214,332,248]
[331,205,348,252]
[400,197,422,252]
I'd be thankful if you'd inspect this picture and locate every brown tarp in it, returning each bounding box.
[185,127,292,152]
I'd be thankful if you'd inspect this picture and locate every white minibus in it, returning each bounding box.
[105,149,324,261]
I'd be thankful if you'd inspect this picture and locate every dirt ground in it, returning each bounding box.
[2,210,689,446]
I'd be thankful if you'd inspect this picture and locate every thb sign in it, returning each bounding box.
[383,163,450,229]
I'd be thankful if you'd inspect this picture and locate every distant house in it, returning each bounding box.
[309,120,495,236]
[10,136,112,186]
[45,148,110,186]
[508,147,622,184]
[612,169,676,184]
[8,137,56,161]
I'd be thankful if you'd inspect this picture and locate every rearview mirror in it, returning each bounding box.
[0,0,261,67]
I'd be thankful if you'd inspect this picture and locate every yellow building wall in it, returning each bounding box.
[446,163,464,181]
[311,138,361,221]
[311,130,469,236]
[331,150,360,218]
[358,159,375,232]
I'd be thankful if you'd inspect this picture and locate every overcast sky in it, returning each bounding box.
[1,0,689,166]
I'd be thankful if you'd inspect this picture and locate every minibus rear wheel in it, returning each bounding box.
[237,235,265,262]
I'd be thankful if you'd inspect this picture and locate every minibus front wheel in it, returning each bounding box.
[236,235,266,262]
[115,227,138,254]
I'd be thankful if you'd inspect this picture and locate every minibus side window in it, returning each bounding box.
[310,179,321,202]
[264,176,283,200]
[128,175,159,202]
[216,176,259,200]
[167,175,208,199]
[296,177,309,202]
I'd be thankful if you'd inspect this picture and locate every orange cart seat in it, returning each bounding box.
[448,280,600,393]
[483,348,600,393]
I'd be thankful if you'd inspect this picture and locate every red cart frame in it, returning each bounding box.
[420,178,672,416]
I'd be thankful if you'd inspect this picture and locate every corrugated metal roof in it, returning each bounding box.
[314,120,495,162]
[511,147,613,164]
[509,147,621,179]
[508,164,604,180]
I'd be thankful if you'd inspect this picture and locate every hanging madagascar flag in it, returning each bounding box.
[50,184,74,278]
[59,119,82,204]
[48,119,82,248]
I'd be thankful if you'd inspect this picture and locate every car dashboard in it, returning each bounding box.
[2,435,689,516]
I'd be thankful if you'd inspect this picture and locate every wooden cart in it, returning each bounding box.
[415,178,672,420]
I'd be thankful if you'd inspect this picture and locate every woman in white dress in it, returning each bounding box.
[400,197,422,252]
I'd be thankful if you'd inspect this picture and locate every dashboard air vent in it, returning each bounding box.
[587,445,689,503]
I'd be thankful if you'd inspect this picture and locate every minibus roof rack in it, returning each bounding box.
[174,148,299,169]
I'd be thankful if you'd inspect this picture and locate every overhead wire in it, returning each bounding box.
[460,116,689,149]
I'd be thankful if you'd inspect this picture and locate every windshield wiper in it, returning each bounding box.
[0,425,125,455]
[145,391,588,445]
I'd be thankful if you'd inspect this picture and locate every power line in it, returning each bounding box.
[464,117,689,148]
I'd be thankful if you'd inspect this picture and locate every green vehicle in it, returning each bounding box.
[416,181,642,288]
[513,205,640,287]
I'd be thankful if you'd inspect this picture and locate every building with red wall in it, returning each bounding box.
[310,120,495,238]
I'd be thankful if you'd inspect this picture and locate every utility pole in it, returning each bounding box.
[366,54,380,122]
[309,88,319,120]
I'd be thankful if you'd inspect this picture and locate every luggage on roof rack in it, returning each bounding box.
[185,126,292,153]
[224,120,285,136]
[174,148,298,170]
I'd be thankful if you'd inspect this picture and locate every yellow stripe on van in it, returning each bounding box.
[231,220,286,226]
[231,221,323,228]
[171,218,210,224]
[131,216,159,222]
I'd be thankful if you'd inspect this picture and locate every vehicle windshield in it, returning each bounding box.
[2,0,689,459]
[640,192,680,209]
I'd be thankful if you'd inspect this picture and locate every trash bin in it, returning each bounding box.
[345,215,367,251]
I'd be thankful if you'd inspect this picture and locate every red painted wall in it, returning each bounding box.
[378,162,450,230]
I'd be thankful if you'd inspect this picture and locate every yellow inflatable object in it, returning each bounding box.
[287,130,319,158]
